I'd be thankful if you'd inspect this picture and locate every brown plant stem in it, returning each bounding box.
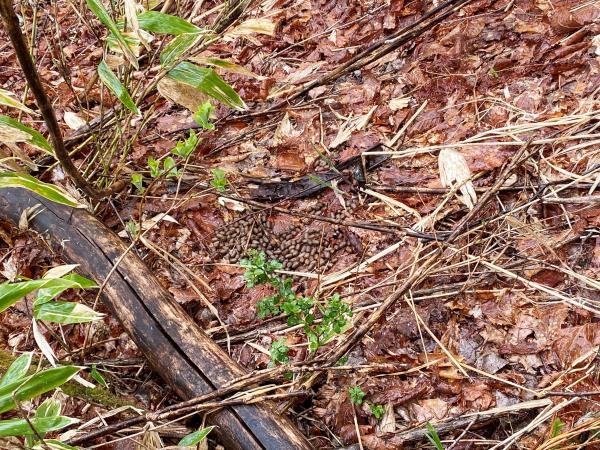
[0,0,100,199]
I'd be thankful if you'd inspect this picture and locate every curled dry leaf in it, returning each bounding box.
[389,96,411,111]
[379,402,396,432]
[124,0,152,50]
[438,148,477,210]
[63,111,87,130]
[330,106,377,149]
[225,18,276,45]
[272,112,301,146]
[217,196,246,211]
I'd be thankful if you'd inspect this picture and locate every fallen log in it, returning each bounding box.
[0,187,312,450]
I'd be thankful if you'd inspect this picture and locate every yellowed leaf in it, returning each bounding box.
[157,76,208,112]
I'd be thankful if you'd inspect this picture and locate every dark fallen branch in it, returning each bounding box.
[339,399,550,449]
[248,145,390,201]
[0,188,312,450]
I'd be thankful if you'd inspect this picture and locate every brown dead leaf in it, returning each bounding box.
[157,77,208,112]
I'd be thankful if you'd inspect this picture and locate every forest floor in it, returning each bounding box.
[1,0,600,448]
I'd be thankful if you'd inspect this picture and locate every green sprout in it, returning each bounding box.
[210,168,228,192]
[348,386,366,405]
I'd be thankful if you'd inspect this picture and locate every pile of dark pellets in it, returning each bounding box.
[208,199,359,273]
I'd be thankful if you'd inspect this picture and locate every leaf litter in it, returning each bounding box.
[1,0,600,448]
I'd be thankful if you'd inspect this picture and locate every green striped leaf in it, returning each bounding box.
[167,62,246,111]
[0,172,82,208]
[0,416,78,436]
[179,426,214,446]
[98,60,140,115]
[0,88,37,115]
[0,115,52,154]
[0,366,80,413]
[0,277,91,313]
[137,11,201,35]
[160,32,202,67]
[34,301,104,324]
[0,353,32,387]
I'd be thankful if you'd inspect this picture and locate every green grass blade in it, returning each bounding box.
[426,422,445,450]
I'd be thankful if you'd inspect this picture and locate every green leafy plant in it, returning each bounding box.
[131,173,144,193]
[143,130,200,184]
[550,416,565,438]
[370,403,385,420]
[488,67,499,78]
[268,339,290,368]
[0,115,53,154]
[171,129,199,159]
[162,156,180,178]
[85,0,138,68]
[210,168,228,193]
[167,62,246,111]
[426,422,445,450]
[1,265,101,324]
[348,386,365,406]
[148,157,161,178]
[0,354,80,443]
[147,156,179,179]
[178,425,214,447]
[336,356,349,366]
[0,172,82,208]
[97,60,140,115]
[90,364,107,388]
[241,250,352,353]
[126,220,140,238]
[193,101,215,130]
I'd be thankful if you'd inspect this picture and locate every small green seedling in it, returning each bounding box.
[210,168,228,192]
[148,156,161,178]
[131,173,144,193]
[370,403,385,420]
[426,422,444,450]
[268,339,290,368]
[241,250,352,352]
[349,386,366,405]
[336,356,349,366]
[488,67,499,78]
[194,101,215,130]
[171,129,199,159]
[162,156,181,178]
[90,364,108,388]
[550,416,565,438]
[178,426,214,447]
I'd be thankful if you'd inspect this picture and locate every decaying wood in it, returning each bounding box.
[0,187,312,450]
